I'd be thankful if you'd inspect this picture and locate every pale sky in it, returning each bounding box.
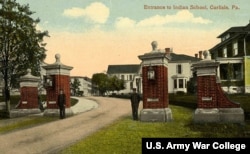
[17,0,250,77]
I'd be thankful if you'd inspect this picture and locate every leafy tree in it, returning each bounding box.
[187,71,197,94]
[71,78,81,96]
[0,0,49,113]
[92,73,125,96]
[108,75,125,93]
[92,73,109,96]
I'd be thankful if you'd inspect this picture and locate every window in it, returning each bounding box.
[130,82,133,90]
[233,42,238,56]
[121,75,124,80]
[174,79,177,88]
[179,79,184,88]
[223,47,227,57]
[219,63,242,80]
[129,75,133,80]
[232,63,242,80]
[174,78,186,89]
[177,64,182,74]
[221,34,230,42]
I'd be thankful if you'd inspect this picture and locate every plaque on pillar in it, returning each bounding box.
[192,51,244,124]
[138,41,172,122]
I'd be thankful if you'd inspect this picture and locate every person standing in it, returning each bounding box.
[57,89,66,119]
[130,88,141,120]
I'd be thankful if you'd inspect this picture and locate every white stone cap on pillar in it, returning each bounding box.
[20,69,40,87]
[192,51,219,76]
[42,53,73,75]
[138,41,171,67]
[203,50,211,60]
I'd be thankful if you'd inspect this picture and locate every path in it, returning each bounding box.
[0,97,133,154]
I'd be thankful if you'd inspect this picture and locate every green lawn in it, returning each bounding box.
[60,104,250,154]
[0,116,59,134]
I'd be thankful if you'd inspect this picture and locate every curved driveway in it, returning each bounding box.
[0,97,134,154]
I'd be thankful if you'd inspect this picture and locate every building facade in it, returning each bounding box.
[210,22,250,93]
[168,53,200,93]
[107,64,141,94]
[70,76,92,96]
[106,51,200,94]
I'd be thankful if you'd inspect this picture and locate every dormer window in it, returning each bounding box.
[221,34,230,42]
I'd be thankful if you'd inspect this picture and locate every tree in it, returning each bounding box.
[71,78,81,96]
[0,0,49,114]
[92,73,109,96]
[108,75,125,93]
[187,71,197,94]
[92,73,125,96]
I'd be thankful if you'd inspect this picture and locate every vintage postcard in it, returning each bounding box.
[1,0,250,153]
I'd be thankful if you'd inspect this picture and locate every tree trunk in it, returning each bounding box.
[4,75,10,116]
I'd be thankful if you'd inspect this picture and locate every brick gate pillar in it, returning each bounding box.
[138,41,172,122]
[10,69,41,118]
[42,54,73,117]
[192,51,244,123]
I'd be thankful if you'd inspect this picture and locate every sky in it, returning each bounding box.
[16,0,250,77]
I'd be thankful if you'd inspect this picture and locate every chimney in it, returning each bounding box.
[195,53,198,58]
[198,51,203,59]
[165,48,171,54]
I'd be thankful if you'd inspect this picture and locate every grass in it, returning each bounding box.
[0,116,58,134]
[60,104,250,154]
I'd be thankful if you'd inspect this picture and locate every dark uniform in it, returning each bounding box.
[57,90,66,119]
[130,89,141,120]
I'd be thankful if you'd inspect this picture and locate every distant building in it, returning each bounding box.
[70,76,92,96]
[168,52,200,93]
[210,22,250,93]
[107,64,141,94]
[106,50,200,94]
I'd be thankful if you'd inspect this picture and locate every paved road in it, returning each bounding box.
[0,97,134,154]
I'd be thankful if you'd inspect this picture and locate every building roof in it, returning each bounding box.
[71,76,92,81]
[217,23,250,38]
[107,64,140,74]
[169,53,200,62]
[107,53,199,74]
[209,34,240,51]
[217,26,246,38]
[210,22,250,51]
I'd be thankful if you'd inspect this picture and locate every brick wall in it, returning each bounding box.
[142,65,168,108]
[46,74,71,109]
[19,87,39,109]
[197,75,240,108]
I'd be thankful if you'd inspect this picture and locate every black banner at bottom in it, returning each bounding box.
[142,138,249,153]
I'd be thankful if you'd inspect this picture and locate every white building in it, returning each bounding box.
[168,53,200,93]
[70,76,92,96]
[107,64,141,94]
[106,52,200,94]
